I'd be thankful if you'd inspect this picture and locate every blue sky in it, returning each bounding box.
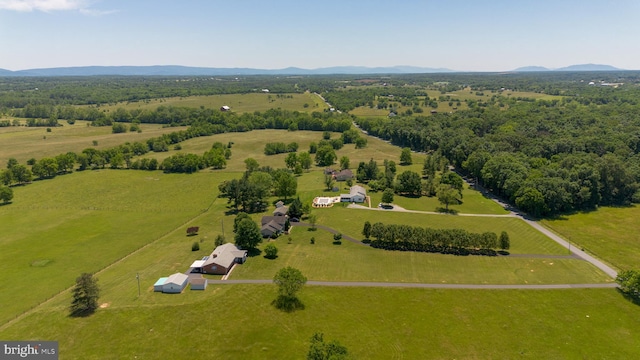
[0,0,638,71]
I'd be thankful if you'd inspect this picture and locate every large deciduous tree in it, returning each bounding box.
[315,145,337,167]
[616,270,640,298]
[437,184,461,211]
[400,147,412,165]
[234,218,262,250]
[273,266,307,298]
[0,186,13,204]
[273,170,297,200]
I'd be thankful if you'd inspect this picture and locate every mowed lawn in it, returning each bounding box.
[0,170,231,325]
[85,92,327,114]
[542,206,640,271]
[0,120,178,165]
[312,206,567,255]
[231,231,609,284]
[1,285,639,359]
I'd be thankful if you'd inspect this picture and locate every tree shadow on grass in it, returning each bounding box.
[0,202,12,207]
[272,295,305,312]
[435,207,459,215]
[69,308,97,318]
[247,248,262,258]
[617,289,640,306]
[264,255,278,260]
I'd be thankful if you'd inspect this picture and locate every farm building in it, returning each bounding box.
[340,185,367,203]
[333,169,354,182]
[190,278,207,291]
[199,243,247,275]
[220,105,231,111]
[273,205,288,216]
[153,277,168,292]
[261,216,287,237]
[154,273,189,293]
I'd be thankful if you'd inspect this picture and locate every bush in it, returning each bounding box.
[191,242,200,251]
[264,243,278,259]
[310,237,315,244]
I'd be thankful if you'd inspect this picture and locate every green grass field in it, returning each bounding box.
[0,170,233,325]
[83,92,327,114]
[0,123,632,359]
[349,89,563,118]
[542,206,640,271]
[231,231,608,284]
[1,285,639,359]
[0,120,178,165]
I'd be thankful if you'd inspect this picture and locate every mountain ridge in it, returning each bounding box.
[0,64,627,76]
[0,65,454,77]
[513,63,622,72]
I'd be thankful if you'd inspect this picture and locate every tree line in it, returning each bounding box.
[363,221,509,256]
[357,95,640,216]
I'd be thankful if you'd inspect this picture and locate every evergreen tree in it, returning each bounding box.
[70,273,100,317]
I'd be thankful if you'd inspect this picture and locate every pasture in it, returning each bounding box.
[82,92,327,114]
[542,206,640,271]
[0,120,177,165]
[232,230,608,284]
[0,170,232,325]
[349,89,563,118]
[1,285,639,359]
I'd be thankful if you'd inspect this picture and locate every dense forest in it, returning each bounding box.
[2,72,640,216]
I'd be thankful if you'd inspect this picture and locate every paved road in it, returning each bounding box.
[348,203,517,218]
[207,279,617,289]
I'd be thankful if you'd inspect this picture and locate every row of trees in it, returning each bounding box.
[264,142,299,155]
[363,221,510,256]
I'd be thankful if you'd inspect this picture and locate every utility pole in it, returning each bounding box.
[136,273,140,297]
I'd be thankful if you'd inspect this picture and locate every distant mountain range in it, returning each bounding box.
[512,64,623,72]
[0,64,627,76]
[0,65,454,77]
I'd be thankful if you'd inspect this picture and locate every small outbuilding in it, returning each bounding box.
[190,278,208,291]
[273,205,289,216]
[154,277,168,292]
[156,273,189,293]
[220,105,231,111]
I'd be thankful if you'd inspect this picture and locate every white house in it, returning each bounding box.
[340,185,367,203]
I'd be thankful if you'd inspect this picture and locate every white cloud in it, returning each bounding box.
[0,0,115,15]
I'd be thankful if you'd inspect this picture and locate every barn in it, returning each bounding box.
[158,273,189,293]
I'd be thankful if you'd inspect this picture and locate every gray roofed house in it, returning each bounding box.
[340,185,367,203]
[201,243,247,275]
[261,216,287,237]
[273,205,288,216]
[334,169,354,182]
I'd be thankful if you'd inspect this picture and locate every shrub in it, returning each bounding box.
[191,242,200,251]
